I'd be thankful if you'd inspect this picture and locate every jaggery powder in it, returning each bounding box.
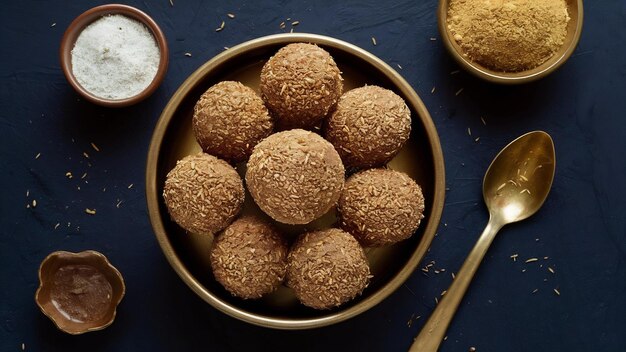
[447,0,570,72]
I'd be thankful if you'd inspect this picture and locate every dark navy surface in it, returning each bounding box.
[1,1,625,351]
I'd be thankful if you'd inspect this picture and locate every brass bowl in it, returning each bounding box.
[438,0,583,84]
[59,4,169,107]
[35,250,125,335]
[145,33,445,329]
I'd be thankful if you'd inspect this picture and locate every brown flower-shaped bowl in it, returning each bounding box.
[35,250,125,335]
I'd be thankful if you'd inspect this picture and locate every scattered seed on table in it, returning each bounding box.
[90,142,100,152]
[128,183,134,189]
[85,208,96,215]
[26,190,29,197]
[510,254,519,261]
[169,0,174,7]
[430,37,437,41]
[280,21,286,29]
[227,13,235,19]
[371,37,377,46]
[397,64,402,69]
[35,153,41,159]
[525,258,538,263]
[51,23,56,27]
[475,137,480,142]
[83,152,90,159]
[554,288,561,296]
[532,288,539,294]
[65,172,73,179]
[215,21,225,32]
[81,173,87,179]
[480,116,487,125]
[455,88,464,96]
[291,21,300,26]
[548,267,555,274]
[451,70,460,75]
[116,200,123,208]
[469,347,476,352]
[184,52,192,57]
[467,127,472,136]
[54,223,60,230]
[431,86,436,94]
[32,200,37,208]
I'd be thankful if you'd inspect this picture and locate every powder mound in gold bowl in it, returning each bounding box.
[447,0,570,72]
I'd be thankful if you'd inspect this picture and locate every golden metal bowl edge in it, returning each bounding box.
[145,33,445,329]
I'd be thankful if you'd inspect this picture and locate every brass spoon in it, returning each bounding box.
[410,131,556,352]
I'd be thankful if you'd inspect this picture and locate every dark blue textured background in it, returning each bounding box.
[1,1,625,351]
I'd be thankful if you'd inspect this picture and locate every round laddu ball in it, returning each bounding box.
[210,216,288,299]
[324,85,411,169]
[260,43,343,129]
[163,153,244,235]
[338,168,425,247]
[287,228,370,309]
[245,129,345,225]
[193,81,273,162]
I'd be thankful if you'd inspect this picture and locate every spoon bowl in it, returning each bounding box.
[484,131,556,223]
[410,131,555,351]
[438,0,583,84]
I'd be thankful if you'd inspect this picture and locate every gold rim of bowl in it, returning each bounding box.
[145,33,445,329]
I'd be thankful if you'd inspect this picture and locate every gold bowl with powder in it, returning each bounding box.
[438,0,583,84]
[60,4,169,107]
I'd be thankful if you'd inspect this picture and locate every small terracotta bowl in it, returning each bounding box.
[438,0,583,84]
[35,250,125,335]
[60,4,169,107]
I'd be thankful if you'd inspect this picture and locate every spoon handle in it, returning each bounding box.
[409,217,504,352]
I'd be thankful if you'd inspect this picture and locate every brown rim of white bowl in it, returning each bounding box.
[59,4,169,107]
